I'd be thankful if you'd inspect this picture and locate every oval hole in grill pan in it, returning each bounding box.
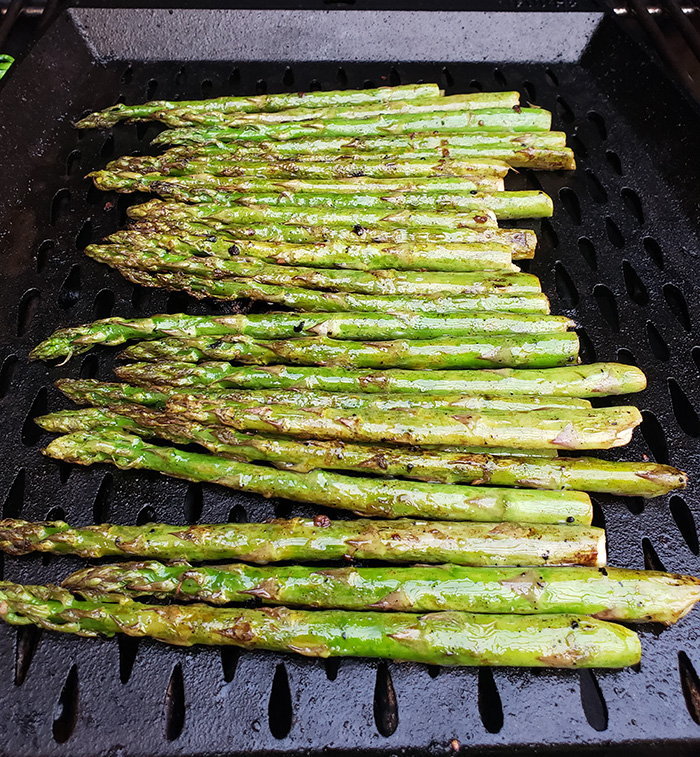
[164,663,185,741]
[92,472,113,523]
[373,662,398,737]
[621,188,644,225]
[221,647,240,683]
[22,387,47,447]
[558,187,581,225]
[670,495,699,555]
[17,288,41,337]
[663,284,691,332]
[622,261,648,306]
[642,537,666,572]
[577,237,597,270]
[585,170,607,204]
[52,664,79,743]
[118,635,139,685]
[593,285,619,332]
[579,670,607,731]
[478,668,503,734]
[14,625,41,687]
[640,411,669,464]
[679,652,700,725]
[0,354,18,398]
[668,379,700,437]
[269,662,293,739]
[554,262,578,308]
[2,469,24,519]
[646,321,669,361]
[605,150,622,175]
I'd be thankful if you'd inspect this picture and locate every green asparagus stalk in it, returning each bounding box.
[98,176,553,220]
[38,403,561,459]
[113,360,646,397]
[37,407,686,497]
[0,516,606,565]
[108,230,518,271]
[101,170,508,194]
[160,130,567,154]
[86,243,541,296]
[153,108,552,141]
[124,199,501,231]
[105,156,511,180]
[42,430,593,524]
[129,217,537,259]
[119,332,579,370]
[30,311,574,362]
[117,267,551,314]
[76,83,444,127]
[0,582,640,668]
[62,561,700,624]
[160,396,641,450]
[163,92,521,127]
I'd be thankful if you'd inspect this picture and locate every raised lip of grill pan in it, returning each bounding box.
[1,3,700,756]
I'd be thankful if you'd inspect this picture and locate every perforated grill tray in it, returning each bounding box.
[1,4,700,755]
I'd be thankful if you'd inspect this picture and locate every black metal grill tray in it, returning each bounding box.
[1,5,700,756]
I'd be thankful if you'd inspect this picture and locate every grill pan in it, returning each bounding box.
[1,2,700,755]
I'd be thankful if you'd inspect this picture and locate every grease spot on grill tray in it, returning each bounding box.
[269,662,293,739]
[374,662,398,737]
[478,668,503,733]
[679,652,700,725]
[164,663,185,741]
[579,669,607,731]
[670,495,699,555]
[53,664,79,743]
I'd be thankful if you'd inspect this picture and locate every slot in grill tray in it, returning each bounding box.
[0,4,700,755]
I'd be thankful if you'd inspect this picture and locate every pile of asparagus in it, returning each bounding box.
[0,83,697,669]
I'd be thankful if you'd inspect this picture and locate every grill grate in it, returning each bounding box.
[1,5,700,756]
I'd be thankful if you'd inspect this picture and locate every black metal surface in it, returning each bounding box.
[1,5,700,756]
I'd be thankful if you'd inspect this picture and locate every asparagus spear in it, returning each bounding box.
[30,311,574,361]
[160,396,641,450]
[154,108,552,141]
[86,243,541,296]
[62,561,700,624]
[113,361,646,397]
[129,217,537,259]
[0,516,606,565]
[160,130,568,154]
[119,332,579,370]
[76,83,444,127]
[164,92,521,127]
[37,407,686,497]
[117,267,552,314]
[0,582,640,668]
[104,156,510,180]
[125,199,501,231]
[108,230,518,271]
[42,430,592,524]
[103,172,507,194]
[99,177,553,220]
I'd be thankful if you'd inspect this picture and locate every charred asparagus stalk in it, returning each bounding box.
[162,92,521,127]
[128,217,537,259]
[108,230,519,272]
[30,311,574,362]
[62,561,700,624]
[0,517,606,565]
[37,407,686,497]
[0,582,640,668]
[76,83,444,128]
[117,267,552,314]
[156,396,641,450]
[112,361,646,397]
[41,430,593,524]
[119,332,579,370]
[85,243,542,296]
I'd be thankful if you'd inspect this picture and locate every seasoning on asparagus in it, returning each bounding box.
[0,582,640,668]
[41,430,593,524]
[30,311,575,361]
[75,82,445,128]
[0,517,607,565]
[112,361,646,397]
[63,561,700,624]
[37,406,686,497]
